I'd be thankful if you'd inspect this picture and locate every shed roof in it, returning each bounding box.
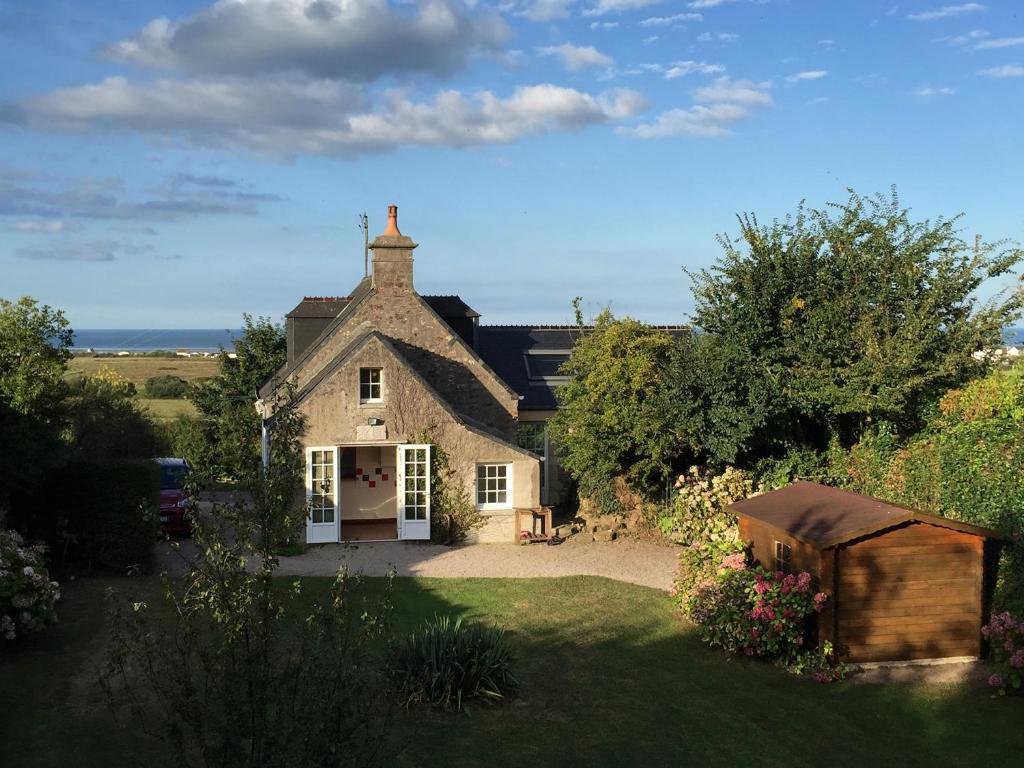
[730,481,1002,548]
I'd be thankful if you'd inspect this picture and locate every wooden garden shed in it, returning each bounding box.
[731,482,1004,663]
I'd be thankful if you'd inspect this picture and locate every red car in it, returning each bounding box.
[156,457,192,536]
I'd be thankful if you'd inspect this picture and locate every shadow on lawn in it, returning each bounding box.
[3,575,1023,768]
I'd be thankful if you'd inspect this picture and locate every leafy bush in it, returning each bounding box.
[391,614,518,711]
[0,530,60,642]
[145,375,189,399]
[659,466,757,545]
[63,374,161,462]
[835,362,1024,611]
[549,311,684,514]
[676,547,828,668]
[425,439,484,545]
[982,611,1024,695]
[52,460,160,571]
[787,641,847,683]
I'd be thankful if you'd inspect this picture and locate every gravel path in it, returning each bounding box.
[274,537,679,591]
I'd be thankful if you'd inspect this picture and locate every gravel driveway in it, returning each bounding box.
[273,537,679,591]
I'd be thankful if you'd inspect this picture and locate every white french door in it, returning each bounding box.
[397,444,431,540]
[306,447,339,543]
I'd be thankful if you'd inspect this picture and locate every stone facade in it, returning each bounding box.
[263,207,541,544]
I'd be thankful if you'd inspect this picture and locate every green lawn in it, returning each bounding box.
[2,576,1022,768]
[137,397,198,422]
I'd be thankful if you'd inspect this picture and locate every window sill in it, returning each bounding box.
[477,506,513,516]
[358,400,384,406]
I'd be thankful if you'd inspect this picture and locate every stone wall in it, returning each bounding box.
[296,335,539,543]
[293,291,518,438]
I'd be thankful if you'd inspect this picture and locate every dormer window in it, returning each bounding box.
[359,367,382,403]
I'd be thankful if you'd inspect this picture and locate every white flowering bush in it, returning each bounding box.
[0,530,60,642]
[658,466,760,546]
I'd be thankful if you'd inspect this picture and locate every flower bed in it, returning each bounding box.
[0,530,60,642]
[982,611,1023,695]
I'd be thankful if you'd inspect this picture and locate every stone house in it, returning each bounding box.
[259,205,590,544]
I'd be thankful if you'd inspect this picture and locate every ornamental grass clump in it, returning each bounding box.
[391,615,518,711]
[982,611,1024,695]
[0,530,60,642]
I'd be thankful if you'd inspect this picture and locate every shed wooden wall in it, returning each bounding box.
[835,522,982,662]
[738,516,824,578]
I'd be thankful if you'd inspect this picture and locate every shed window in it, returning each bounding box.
[476,463,511,509]
[774,540,792,573]
[359,367,382,403]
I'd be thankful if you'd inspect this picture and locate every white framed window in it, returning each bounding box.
[308,448,336,524]
[476,463,512,510]
[774,540,792,573]
[359,367,382,403]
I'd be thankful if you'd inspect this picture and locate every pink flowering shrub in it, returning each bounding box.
[0,530,60,642]
[688,564,827,663]
[982,611,1024,695]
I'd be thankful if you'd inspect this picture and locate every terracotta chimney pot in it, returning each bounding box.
[381,204,401,237]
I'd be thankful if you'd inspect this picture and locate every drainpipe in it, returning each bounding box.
[254,393,270,472]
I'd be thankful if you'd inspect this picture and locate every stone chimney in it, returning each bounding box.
[369,204,417,295]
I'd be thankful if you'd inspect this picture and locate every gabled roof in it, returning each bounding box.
[286,294,478,320]
[730,481,1003,548]
[293,330,537,459]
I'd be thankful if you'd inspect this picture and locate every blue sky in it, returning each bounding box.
[1,0,1022,328]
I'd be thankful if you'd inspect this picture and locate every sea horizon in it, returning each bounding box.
[69,326,1024,354]
[72,328,244,352]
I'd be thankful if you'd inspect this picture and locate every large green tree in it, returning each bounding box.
[549,310,684,512]
[682,189,1022,465]
[188,315,287,479]
[0,297,73,524]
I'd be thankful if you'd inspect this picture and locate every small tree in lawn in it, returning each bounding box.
[101,386,393,768]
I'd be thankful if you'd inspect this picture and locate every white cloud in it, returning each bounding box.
[937,28,988,45]
[539,44,613,71]
[590,21,619,29]
[912,85,955,96]
[623,75,772,138]
[620,103,749,137]
[697,31,739,43]
[10,77,646,158]
[9,220,80,233]
[689,0,735,7]
[907,3,984,21]
[975,36,1024,49]
[639,12,703,26]
[664,60,725,78]
[978,64,1024,77]
[694,76,773,106]
[583,0,666,16]
[643,35,660,44]
[787,70,828,82]
[104,0,509,81]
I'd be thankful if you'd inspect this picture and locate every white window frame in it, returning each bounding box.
[476,463,513,511]
[359,367,383,404]
[305,446,339,543]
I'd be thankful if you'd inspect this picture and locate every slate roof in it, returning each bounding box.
[476,327,583,410]
[476,325,689,410]
[730,481,1001,548]
[286,295,478,320]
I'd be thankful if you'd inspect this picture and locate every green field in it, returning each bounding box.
[67,356,215,422]
[2,575,1022,768]
[67,355,221,385]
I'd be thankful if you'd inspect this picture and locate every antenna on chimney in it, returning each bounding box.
[359,212,369,277]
